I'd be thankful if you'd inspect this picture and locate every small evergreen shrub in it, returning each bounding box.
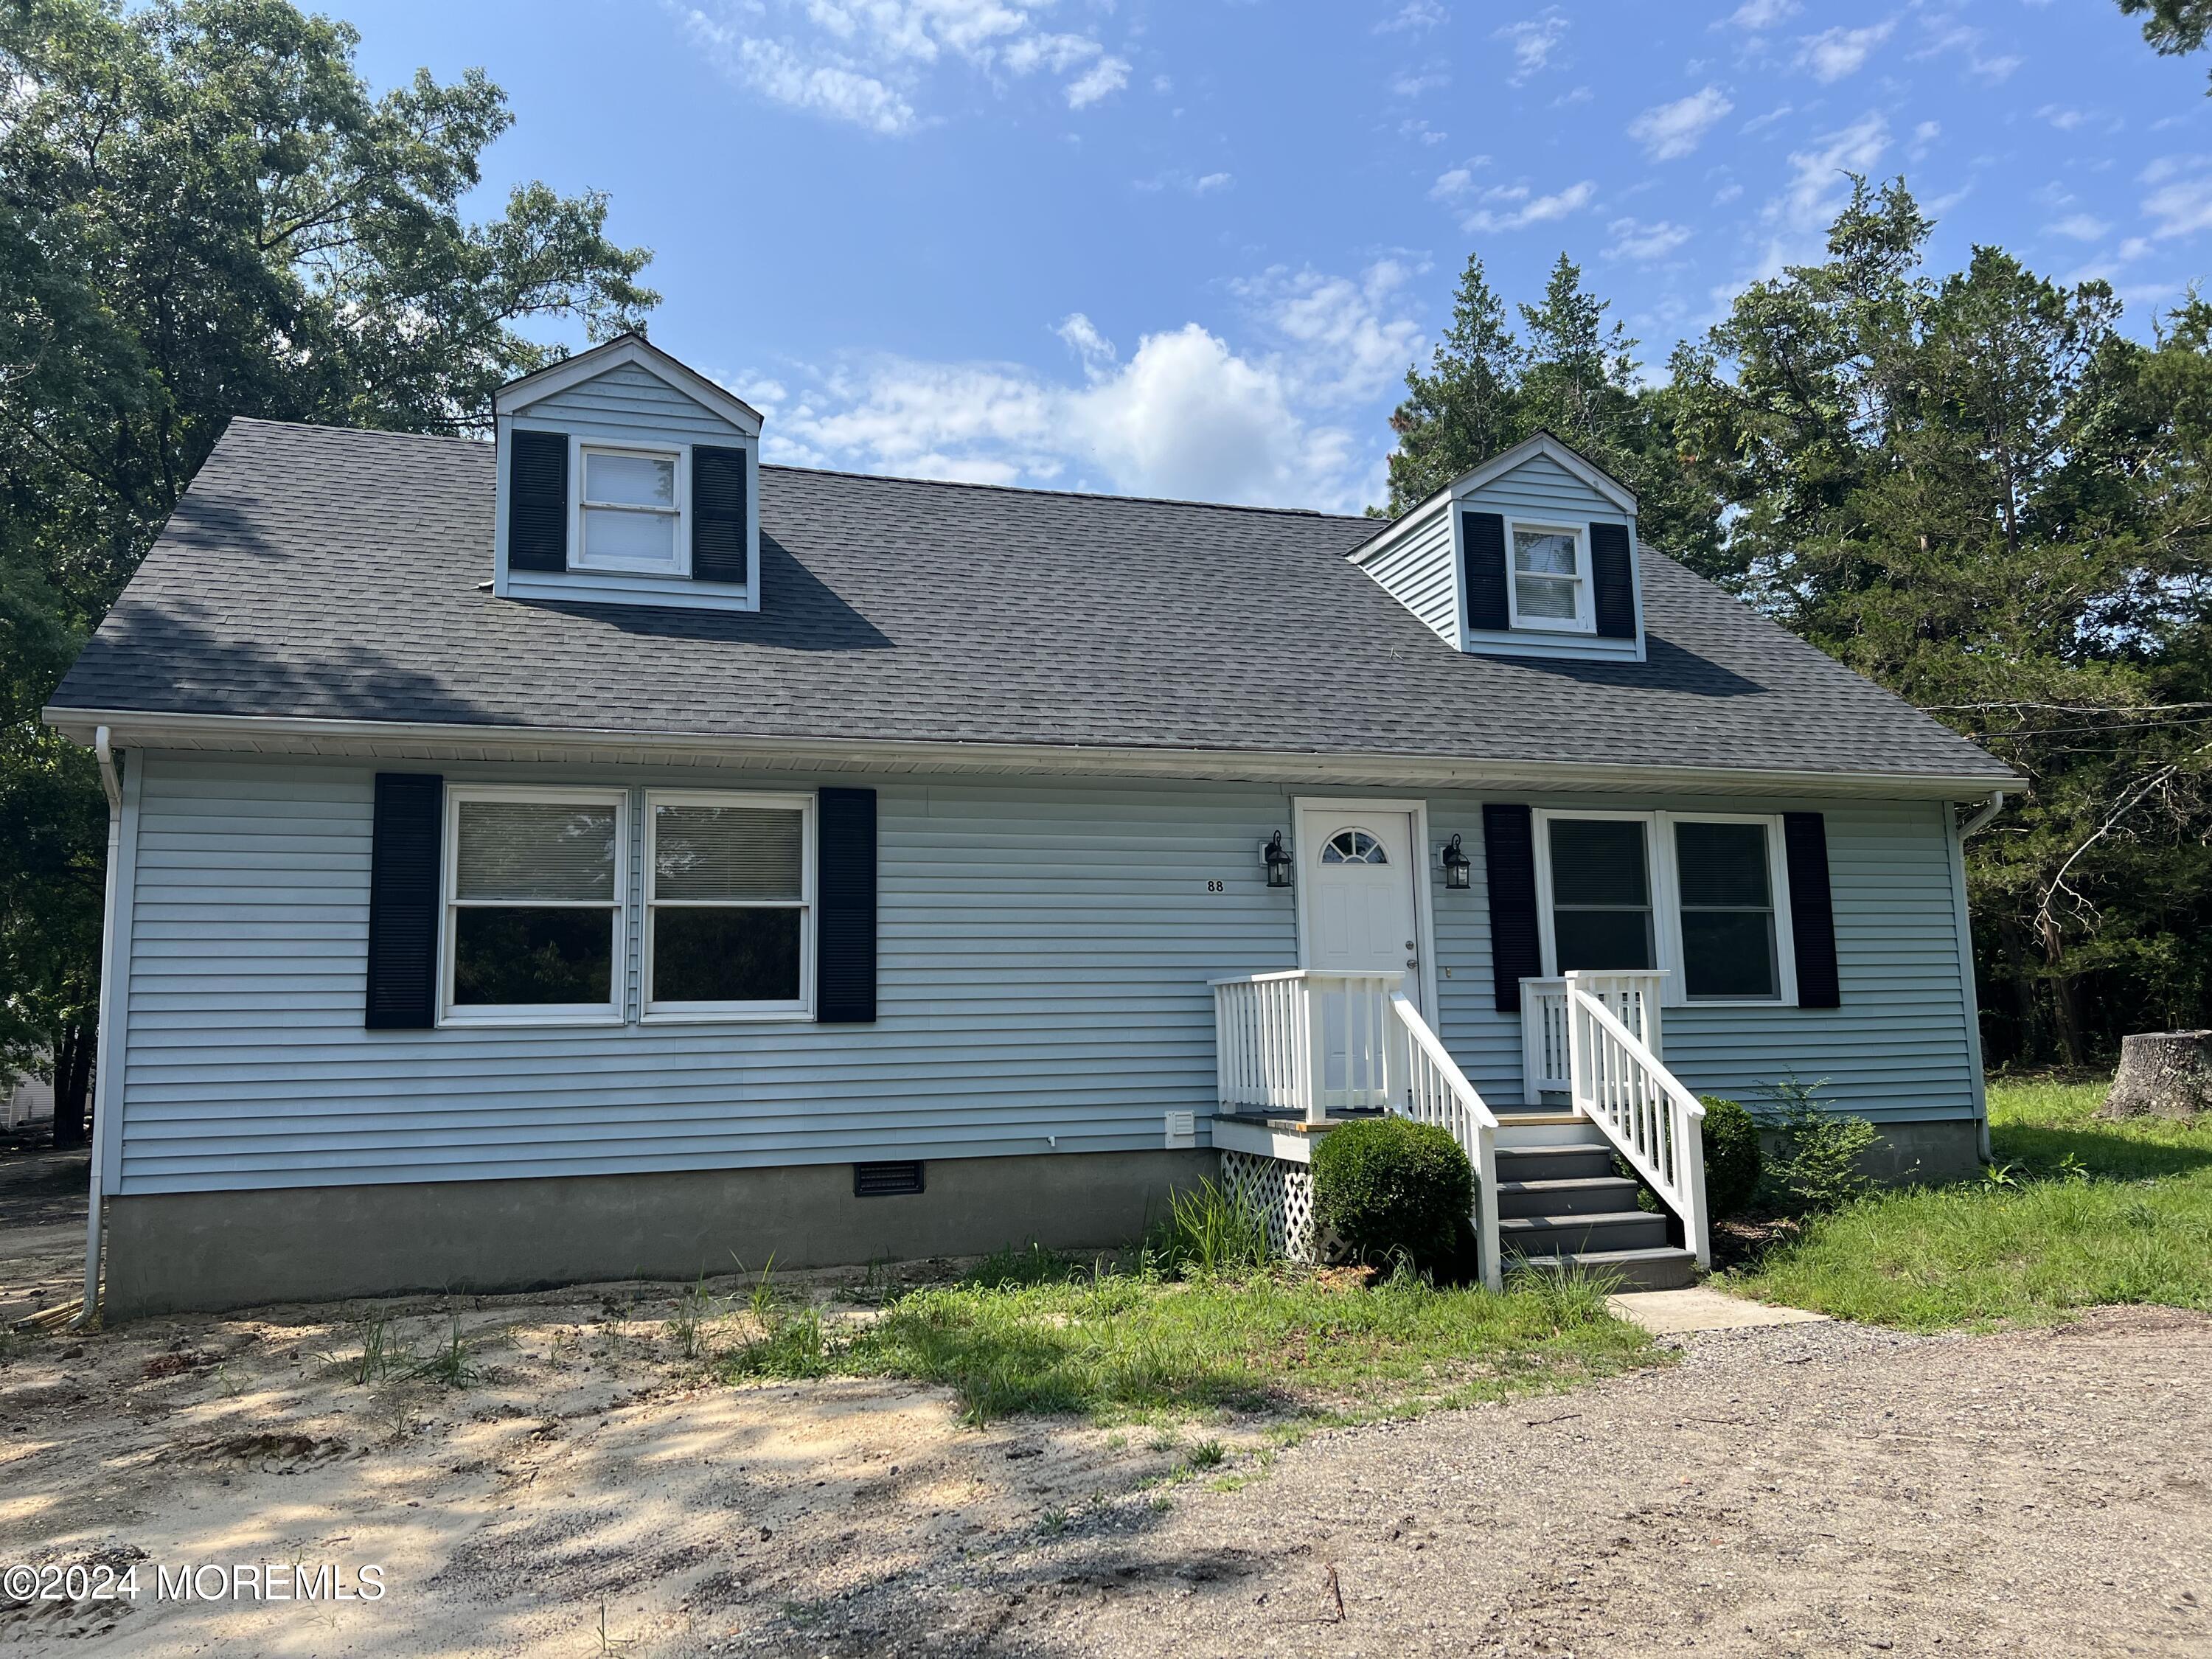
[1311,1118,1475,1275]
[1758,1077,1877,1214]
[1699,1096,1764,1217]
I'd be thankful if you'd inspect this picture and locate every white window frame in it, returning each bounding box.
[439,784,629,1028]
[1659,812,1797,1008]
[1531,808,1798,1008]
[572,439,689,577]
[1504,518,1593,635]
[642,789,815,1023]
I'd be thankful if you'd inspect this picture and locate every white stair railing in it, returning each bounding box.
[1520,970,1667,1098]
[1385,993,1503,1291]
[1563,974,1710,1267]
[1212,970,1402,1124]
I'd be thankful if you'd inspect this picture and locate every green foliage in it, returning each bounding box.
[1699,1096,1764,1218]
[2120,1,2212,85]
[1755,1077,1878,1214]
[0,0,656,1116]
[967,1242,1087,1290]
[1310,1117,1475,1276]
[1385,251,1722,574]
[1145,1179,1273,1279]
[768,1268,1651,1425]
[1733,1074,2212,1328]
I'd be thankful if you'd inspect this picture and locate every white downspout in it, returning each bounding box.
[77,728,123,1326]
[1956,790,2007,1162]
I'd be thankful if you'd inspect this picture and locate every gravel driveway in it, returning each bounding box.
[760,1307,2212,1659]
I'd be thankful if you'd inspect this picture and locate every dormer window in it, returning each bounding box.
[1507,521,1591,633]
[579,445,685,575]
[493,333,765,613]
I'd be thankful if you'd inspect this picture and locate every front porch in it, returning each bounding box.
[1210,970,1710,1289]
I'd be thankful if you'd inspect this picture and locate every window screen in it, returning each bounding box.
[1547,818,1655,972]
[1674,820,1780,999]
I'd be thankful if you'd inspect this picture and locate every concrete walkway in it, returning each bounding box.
[1607,1283,1829,1335]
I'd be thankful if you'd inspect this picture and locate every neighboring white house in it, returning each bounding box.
[44,332,2020,1318]
[2,1067,54,1133]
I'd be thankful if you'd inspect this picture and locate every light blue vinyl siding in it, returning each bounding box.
[524,361,749,445]
[113,757,1980,1196]
[1353,494,1457,643]
[1426,792,1978,1122]
[1470,451,1623,526]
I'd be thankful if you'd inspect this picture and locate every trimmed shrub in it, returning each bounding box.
[1312,1117,1475,1275]
[1700,1096,1764,1217]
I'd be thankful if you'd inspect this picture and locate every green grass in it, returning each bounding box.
[717,1259,1654,1425]
[1729,1077,2212,1330]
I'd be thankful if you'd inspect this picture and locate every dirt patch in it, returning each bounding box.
[2,1264,2207,1655]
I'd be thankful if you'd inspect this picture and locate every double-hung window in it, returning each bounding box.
[1671,818,1790,1002]
[1544,816,1657,973]
[1536,810,1795,1004]
[645,792,813,1018]
[577,444,684,574]
[444,788,625,1023]
[1507,521,1591,633]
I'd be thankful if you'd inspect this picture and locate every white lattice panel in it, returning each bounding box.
[1222,1150,1318,1264]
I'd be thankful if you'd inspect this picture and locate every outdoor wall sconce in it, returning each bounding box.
[1440,833,1472,890]
[1262,831,1294,888]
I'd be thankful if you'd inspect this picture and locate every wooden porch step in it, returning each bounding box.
[1507,1245,1699,1292]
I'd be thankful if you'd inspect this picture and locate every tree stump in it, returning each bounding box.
[2099,1032,2212,1121]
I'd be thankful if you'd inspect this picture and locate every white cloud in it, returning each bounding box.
[680,0,1132,135]
[1135,167,1233,195]
[1495,9,1569,85]
[1627,86,1733,161]
[1713,181,1744,205]
[1915,17,2023,83]
[2037,105,2087,132]
[1795,20,1895,83]
[1428,159,1493,203]
[1723,0,1798,27]
[1774,111,1890,231]
[1378,0,1447,32]
[1604,217,1694,262]
[1399,117,1449,145]
[757,264,1426,512]
[2142,156,2212,240]
[1391,65,1450,97]
[2047,213,2111,242]
[1449,178,1598,233]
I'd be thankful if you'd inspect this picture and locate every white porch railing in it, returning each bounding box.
[1211,970,1403,1123]
[1521,970,1667,1097]
[1211,970,1503,1289]
[1564,974,1710,1268]
[1385,992,1503,1291]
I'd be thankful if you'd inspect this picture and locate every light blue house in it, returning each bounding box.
[46,333,2019,1315]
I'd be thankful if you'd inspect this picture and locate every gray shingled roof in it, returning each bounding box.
[48,417,2015,785]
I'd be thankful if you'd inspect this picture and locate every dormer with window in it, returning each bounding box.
[1350,432,1645,662]
[493,334,764,613]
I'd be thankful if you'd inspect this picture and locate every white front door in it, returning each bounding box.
[1299,806,1422,987]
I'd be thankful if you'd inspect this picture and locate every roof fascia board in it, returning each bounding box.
[495,336,763,435]
[42,706,2023,800]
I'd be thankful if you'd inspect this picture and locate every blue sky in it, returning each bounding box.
[333,0,2212,512]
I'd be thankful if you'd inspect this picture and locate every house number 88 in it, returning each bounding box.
[1206,880,1225,893]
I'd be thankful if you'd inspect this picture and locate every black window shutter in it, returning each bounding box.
[692,445,751,584]
[1782,812,1841,1008]
[1483,803,1544,1014]
[507,429,567,573]
[366,773,443,1029]
[1590,521,1636,639]
[817,787,877,1023]
[1462,510,1509,632]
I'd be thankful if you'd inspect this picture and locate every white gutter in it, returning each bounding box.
[39,706,2028,804]
[78,729,122,1325]
[1950,789,2008,1164]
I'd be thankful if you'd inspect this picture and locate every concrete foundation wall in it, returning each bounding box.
[102,1148,1218,1319]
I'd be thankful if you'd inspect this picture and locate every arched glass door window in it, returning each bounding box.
[1321,830,1388,865]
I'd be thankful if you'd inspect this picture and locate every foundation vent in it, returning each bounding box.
[853,1159,925,1198]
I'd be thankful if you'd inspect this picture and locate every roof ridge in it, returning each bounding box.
[220,414,1372,524]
